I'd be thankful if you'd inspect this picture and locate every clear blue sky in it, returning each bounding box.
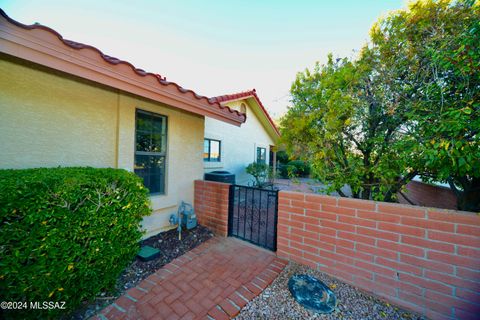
[1,0,406,118]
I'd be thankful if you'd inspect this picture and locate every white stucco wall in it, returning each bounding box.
[204,99,275,185]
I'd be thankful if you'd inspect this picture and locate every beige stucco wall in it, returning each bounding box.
[204,99,275,185]
[0,55,204,237]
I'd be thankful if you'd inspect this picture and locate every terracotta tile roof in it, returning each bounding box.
[210,89,280,136]
[0,9,246,124]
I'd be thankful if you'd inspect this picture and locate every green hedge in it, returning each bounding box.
[279,160,311,178]
[0,167,151,318]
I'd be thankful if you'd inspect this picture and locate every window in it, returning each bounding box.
[204,139,221,162]
[256,147,266,164]
[134,109,167,194]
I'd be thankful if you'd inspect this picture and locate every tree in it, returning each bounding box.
[371,0,480,211]
[281,53,418,201]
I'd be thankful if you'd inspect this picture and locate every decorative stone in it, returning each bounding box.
[137,245,161,262]
[288,274,337,314]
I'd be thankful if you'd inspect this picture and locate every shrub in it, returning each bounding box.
[0,167,151,319]
[276,150,290,165]
[279,164,297,179]
[246,162,270,187]
[288,160,311,177]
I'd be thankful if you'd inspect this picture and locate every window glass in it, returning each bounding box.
[257,147,266,164]
[134,110,167,194]
[204,139,221,162]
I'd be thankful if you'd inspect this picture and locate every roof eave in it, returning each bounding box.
[0,10,246,126]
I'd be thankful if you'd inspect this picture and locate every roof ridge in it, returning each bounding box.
[0,9,246,123]
[211,89,280,136]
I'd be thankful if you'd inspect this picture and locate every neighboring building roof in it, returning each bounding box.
[0,9,246,126]
[210,89,280,140]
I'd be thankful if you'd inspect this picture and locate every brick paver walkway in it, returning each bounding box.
[95,237,287,320]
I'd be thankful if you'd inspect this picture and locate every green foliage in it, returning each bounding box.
[371,0,480,210]
[276,150,290,164]
[0,167,151,318]
[246,162,271,187]
[288,160,311,177]
[281,0,479,210]
[281,53,417,201]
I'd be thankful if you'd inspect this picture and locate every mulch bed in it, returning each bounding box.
[235,261,425,320]
[71,225,214,319]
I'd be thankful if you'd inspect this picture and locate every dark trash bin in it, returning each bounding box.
[204,171,235,184]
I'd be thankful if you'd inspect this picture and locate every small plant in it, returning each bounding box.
[0,167,151,319]
[246,162,270,187]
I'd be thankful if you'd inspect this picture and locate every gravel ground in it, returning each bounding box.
[70,225,213,319]
[236,261,425,320]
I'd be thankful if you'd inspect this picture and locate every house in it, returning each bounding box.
[0,10,245,237]
[204,90,281,185]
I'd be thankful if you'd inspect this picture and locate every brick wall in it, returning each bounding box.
[277,191,480,320]
[194,180,230,236]
[398,180,457,210]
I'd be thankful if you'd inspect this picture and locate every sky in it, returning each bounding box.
[1,0,406,119]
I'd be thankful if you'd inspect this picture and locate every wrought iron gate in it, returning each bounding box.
[228,185,278,251]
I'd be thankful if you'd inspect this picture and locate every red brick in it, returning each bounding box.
[376,257,422,276]
[171,300,189,317]
[400,254,454,274]
[356,243,397,260]
[401,235,455,253]
[377,240,425,257]
[126,287,147,300]
[378,222,425,238]
[428,251,479,269]
[115,295,135,311]
[291,214,318,226]
[237,287,255,301]
[354,260,395,277]
[425,290,480,313]
[245,282,262,295]
[337,197,375,210]
[279,204,305,215]
[306,209,337,221]
[428,230,479,247]
[457,246,480,259]
[357,210,400,223]
[278,197,291,206]
[336,261,374,280]
[357,226,399,242]
[425,270,478,290]
[207,306,229,320]
[322,220,355,233]
[280,191,305,200]
[300,200,321,210]
[219,299,240,317]
[457,267,480,283]
[228,292,248,309]
[377,204,426,218]
[401,217,454,232]
[428,210,479,225]
[336,246,374,262]
[354,277,396,297]
[456,288,480,304]
[319,235,354,249]
[338,231,376,246]
[457,225,480,237]
[338,215,376,228]
[400,273,453,295]
[384,275,425,297]
[305,194,337,205]
[322,204,356,216]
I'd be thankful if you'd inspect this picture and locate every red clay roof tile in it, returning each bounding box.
[0,9,246,124]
